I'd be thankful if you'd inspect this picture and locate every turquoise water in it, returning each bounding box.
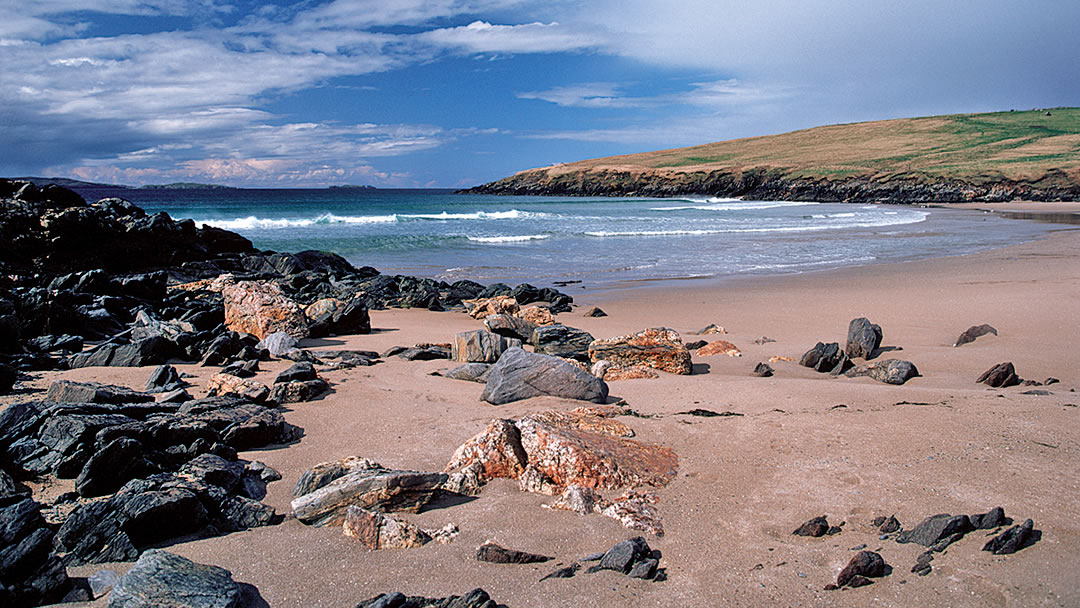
[72,187,1056,287]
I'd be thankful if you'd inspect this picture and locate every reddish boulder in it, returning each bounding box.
[222,280,308,340]
[588,327,692,375]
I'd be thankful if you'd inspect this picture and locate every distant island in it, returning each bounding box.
[138,182,237,190]
[328,184,376,190]
[463,108,1080,203]
[11,177,130,189]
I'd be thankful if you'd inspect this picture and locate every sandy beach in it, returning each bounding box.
[12,205,1078,607]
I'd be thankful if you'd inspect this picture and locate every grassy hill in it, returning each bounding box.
[468,108,1080,202]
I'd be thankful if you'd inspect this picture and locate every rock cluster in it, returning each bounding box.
[355,588,506,608]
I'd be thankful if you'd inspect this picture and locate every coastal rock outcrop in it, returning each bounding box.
[107,549,240,608]
[0,496,71,607]
[588,328,692,375]
[221,280,309,340]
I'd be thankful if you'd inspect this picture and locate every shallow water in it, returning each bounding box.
[73,187,1059,287]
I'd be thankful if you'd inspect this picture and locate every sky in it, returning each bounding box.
[1,0,1077,188]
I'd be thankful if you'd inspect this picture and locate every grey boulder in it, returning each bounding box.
[480,348,608,405]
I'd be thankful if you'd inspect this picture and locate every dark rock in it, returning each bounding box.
[597,537,652,574]
[68,336,176,369]
[396,345,450,361]
[221,361,256,378]
[305,297,370,338]
[753,336,776,345]
[793,515,830,537]
[845,317,883,359]
[76,437,154,497]
[144,365,183,393]
[46,380,154,404]
[275,361,318,384]
[836,550,888,588]
[355,588,503,608]
[977,362,1021,388]
[877,515,901,534]
[911,551,934,576]
[0,364,16,395]
[799,342,851,374]
[684,340,707,350]
[752,362,774,377]
[845,359,920,385]
[27,334,83,353]
[481,348,608,405]
[475,542,552,564]
[583,307,607,317]
[954,324,998,346]
[440,363,493,383]
[677,409,741,417]
[156,388,192,403]
[0,496,71,607]
[108,549,240,608]
[531,324,595,360]
[970,506,1010,530]
[983,518,1036,554]
[628,558,659,579]
[482,314,537,342]
[540,563,580,581]
[896,514,973,547]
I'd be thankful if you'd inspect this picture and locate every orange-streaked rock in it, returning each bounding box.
[588,327,692,375]
[443,418,528,482]
[696,340,742,357]
[206,373,270,403]
[516,305,556,325]
[222,280,308,340]
[463,296,519,319]
[602,365,660,381]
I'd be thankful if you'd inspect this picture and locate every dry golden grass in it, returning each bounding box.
[533,109,1080,184]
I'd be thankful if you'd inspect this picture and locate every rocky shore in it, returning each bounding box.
[462,167,1080,202]
[1,179,1077,607]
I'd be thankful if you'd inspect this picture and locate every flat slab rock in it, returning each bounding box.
[480,347,608,405]
[588,327,692,375]
[107,549,240,608]
[355,588,506,608]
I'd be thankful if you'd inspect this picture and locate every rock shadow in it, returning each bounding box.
[421,492,478,512]
[691,363,711,375]
[238,582,270,608]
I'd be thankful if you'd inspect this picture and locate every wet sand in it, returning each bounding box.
[18,205,1080,607]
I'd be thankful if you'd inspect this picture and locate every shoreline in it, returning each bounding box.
[6,194,1080,607]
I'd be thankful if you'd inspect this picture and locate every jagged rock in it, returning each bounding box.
[476,542,552,564]
[445,419,529,483]
[304,297,370,338]
[875,515,901,534]
[130,310,193,343]
[144,365,184,393]
[343,506,455,550]
[529,325,593,361]
[199,331,260,367]
[395,345,451,361]
[696,324,725,335]
[977,362,1021,387]
[293,456,375,497]
[355,588,503,608]
[221,280,308,341]
[845,359,919,385]
[0,496,71,607]
[544,484,604,515]
[206,373,270,404]
[955,323,998,346]
[46,380,155,404]
[897,514,973,547]
[583,307,607,318]
[516,305,556,325]
[27,334,83,353]
[107,549,240,608]
[599,365,659,381]
[970,506,1010,530]
[439,363,492,383]
[221,360,257,378]
[845,317,882,359]
[911,551,934,576]
[983,518,1036,554]
[483,314,537,342]
[275,361,318,384]
[68,336,176,369]
[799,342,851,374]
[463,296,519,319]
[588,328,692,375]
[599,490,665,536]
[291,461,454,527]
[481,348,608,405]
[793,515,831,537]
[514,411,677,491]
[684,340,707,350]
[0,363,16,395]
[57,458,281,566]
[589,536,662,580]
[75,437,154,497]
[269,379,329,404]
[695,340,742,357]
[452,330,521,363]
[835,551,888,588]
[752,362,774,377]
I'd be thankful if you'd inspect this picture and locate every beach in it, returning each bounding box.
[13,203,1075,607]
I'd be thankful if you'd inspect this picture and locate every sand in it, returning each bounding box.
[13,205,1080,607]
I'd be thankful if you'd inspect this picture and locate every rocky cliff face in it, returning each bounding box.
[463,167,1080,202]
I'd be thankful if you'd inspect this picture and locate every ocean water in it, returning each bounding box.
[73,187,1057,288]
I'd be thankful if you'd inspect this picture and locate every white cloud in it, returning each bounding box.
[419,20,599,54]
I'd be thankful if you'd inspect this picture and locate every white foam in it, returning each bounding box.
[584,211,927,237]
[467,234,551,243]
[199,213,397,230]
[651,200,820,211]
[401,209,537,221]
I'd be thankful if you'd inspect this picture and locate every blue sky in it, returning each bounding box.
[1,0,1077,188]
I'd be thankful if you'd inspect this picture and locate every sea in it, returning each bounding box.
[72,187,1058,289]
